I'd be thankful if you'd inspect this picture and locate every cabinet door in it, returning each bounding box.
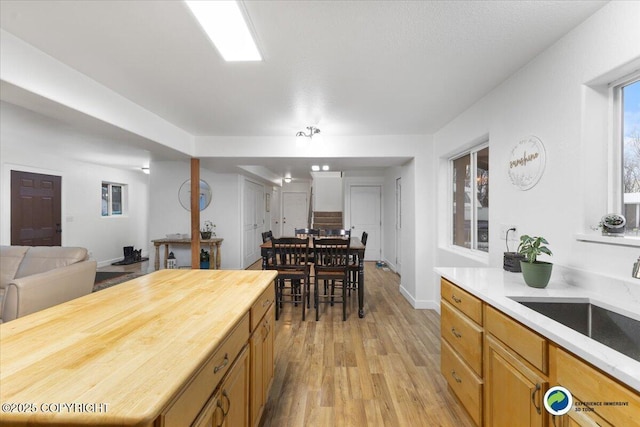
[485,335,547,427]
[221,346,250,427]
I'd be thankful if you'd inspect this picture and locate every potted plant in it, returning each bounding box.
[200,220,215,239]
[518,235,553,288]
[599,213,625,236]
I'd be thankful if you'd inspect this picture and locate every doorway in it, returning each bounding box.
[349,185,381,261]
[11,170,62,246]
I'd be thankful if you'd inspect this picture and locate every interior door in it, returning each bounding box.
[243,180,264,267]
[11,170,62,246]
[349,185,381,261]
[282,192,308,236]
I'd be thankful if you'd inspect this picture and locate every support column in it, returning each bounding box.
[191,158,200,269]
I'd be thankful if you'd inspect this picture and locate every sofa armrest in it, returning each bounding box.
[1,260,97,322]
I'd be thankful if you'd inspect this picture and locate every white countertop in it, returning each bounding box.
[434,267,640,392]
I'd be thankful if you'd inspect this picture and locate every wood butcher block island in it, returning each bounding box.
[0,269,278,427]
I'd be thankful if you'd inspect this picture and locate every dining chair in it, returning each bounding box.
[313,237,351,321]
[271,237,311,321]
[261,230,273,243]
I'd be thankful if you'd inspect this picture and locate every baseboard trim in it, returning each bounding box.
[398,284,439,311]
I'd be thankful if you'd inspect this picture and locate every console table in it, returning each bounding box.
[152,237,223,270]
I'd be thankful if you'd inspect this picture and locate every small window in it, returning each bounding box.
[102,182,125,216]
[452,145,489,252]
[622,78,640,232]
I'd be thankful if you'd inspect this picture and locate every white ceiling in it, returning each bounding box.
[0,0,607,179]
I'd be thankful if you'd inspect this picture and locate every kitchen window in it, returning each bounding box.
[102,182,125,216]
[619,76,640,232]
[451,145,489,252]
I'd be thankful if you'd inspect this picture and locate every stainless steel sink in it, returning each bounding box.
[508,298,640,362]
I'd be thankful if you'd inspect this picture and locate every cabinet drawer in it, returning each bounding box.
[556,348,640,427]
[441,300,483,376]
[251,284,275,331]
[441,339,483,427]
[163,313,250,427]
[441,279,482,325]
[486,305,547,373]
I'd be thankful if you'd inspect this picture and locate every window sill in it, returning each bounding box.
[575,233,640,248]
[441,244,490,264]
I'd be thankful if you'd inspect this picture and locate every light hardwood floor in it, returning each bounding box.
[98,260,474,425]
[255,262,475,427]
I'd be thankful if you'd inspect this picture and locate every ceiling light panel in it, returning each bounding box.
[185,0,262,62]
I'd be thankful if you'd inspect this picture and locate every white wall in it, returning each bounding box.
[433,1,640,288]
[1,127,150,266]
[312,172,343,212]
[148,160,243,270]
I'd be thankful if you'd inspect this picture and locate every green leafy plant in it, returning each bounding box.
[517,235,552,263]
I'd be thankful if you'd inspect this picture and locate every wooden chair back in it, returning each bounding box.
[313,238,351,273]
[271,237,310,269]
[262,230,273,243]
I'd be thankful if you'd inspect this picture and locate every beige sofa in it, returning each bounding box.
[0,246,97,323]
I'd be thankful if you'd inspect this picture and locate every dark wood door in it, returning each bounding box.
[11,170,62,246]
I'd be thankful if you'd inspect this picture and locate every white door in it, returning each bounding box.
[349,185,381,261]
[270,188,282,238]
[395,177,402,275]
[282,192,308,236]
[243,180,264,267]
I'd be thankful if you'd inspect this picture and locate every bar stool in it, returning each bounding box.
[313,237,350,321]
[271,238,311,320]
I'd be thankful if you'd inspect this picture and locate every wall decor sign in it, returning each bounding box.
[508,135,546,190]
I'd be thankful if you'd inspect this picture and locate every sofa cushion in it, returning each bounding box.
[0,246,30,288]
[15,247,88,279]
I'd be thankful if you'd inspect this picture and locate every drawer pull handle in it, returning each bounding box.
[262,299,272,307]
[451,327,462,338]
[451,295,462,304]
[531,383,541,414]
[213,353,229,373]
[451,370,462,383]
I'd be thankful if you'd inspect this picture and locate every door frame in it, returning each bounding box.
[2,163,65,246]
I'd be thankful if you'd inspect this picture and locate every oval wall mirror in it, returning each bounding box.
[178,179,212,211]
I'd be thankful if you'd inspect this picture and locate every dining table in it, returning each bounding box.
[260,236,366,318]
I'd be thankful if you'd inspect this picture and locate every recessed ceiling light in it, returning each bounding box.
[284,177,292,183]
[185,0,262,62]
[311,165,320,172]
[322,165,330,171]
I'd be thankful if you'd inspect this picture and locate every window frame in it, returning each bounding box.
[101,182,126,217]
[609,72,640,230]
[449,142,489,254]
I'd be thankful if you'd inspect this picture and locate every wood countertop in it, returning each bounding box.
[0,269,277,426]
